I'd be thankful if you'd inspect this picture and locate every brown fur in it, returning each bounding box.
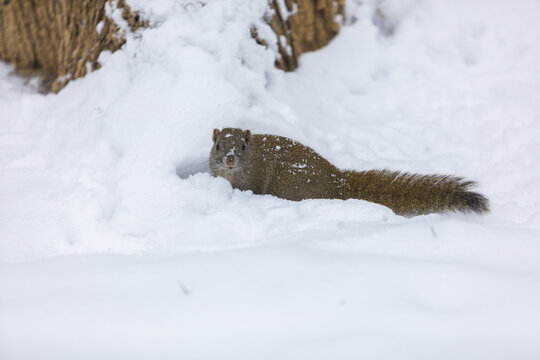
[209,128,489,216]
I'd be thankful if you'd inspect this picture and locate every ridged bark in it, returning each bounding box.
[0,0,145,93]
[267,0,345,71]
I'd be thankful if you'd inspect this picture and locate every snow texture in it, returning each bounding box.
[1,0,540,359]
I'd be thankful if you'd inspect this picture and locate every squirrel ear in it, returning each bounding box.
[212,129,220,142]
[243,129,251,143]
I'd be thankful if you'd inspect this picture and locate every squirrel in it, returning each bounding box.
[209,128,489,216]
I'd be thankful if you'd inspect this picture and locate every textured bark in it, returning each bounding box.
[267,0,345,71]
[0,0,145,93]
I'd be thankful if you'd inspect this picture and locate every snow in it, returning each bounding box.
[1,0,540,358]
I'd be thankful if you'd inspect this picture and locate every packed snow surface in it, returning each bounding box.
[1,0,540,359]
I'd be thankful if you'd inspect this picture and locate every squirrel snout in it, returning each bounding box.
[225,155,236,168]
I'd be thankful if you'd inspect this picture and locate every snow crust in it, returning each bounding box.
[1,0,540,358]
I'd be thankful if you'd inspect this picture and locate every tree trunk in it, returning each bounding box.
[267,0,345,71]
[0,0,144,93]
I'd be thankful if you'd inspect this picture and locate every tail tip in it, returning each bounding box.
[464,191,490,214]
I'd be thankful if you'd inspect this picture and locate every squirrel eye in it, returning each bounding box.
[216,144,220,150]
[242,144,246,150]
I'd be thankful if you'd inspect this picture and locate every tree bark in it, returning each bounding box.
[0,0,145,93]
[267,0,345,71]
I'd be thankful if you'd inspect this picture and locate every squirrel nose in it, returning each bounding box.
[225,155,235,167]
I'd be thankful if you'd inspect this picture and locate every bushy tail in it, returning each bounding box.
[343,170,489,216]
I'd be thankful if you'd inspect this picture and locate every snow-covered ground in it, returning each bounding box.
[1,0,540,358]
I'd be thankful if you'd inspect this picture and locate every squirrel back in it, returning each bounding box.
[209,128,489,216]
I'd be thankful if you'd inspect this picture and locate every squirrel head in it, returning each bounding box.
[210,128,252,172]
